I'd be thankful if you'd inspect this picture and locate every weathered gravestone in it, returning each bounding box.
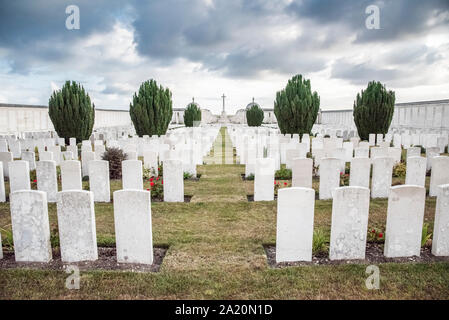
[122,160,143,190]
[276,187,315,262]
[371,157,394,198]
[384,185,426,257]
[36,160,58,202]
[56,190,98,262]
[0,152,13,178]
[330,187,370,260]
[349,158,371,189]
[163,159,184,202]
[10,190,52,262]
[292,158,313,188]
[8,161,30,193]
[405,156,427,187]
[254,158,275,201]
[430,156,449,197]
[432,184,449,256]
[60,160,82,191]
[319,158,341,200]
[113,190,153,264]
[88,160,110,202]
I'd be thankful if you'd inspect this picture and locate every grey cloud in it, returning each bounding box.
[331,60,400,85]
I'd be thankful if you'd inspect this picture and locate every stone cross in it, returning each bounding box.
[221,94,226,113]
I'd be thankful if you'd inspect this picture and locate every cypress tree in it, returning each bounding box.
[353,81,395,141]
[48,80,95,144]
[246,103,264,127]
[184,102,202,127]
[129,79,173,136]
[274,74,320,137]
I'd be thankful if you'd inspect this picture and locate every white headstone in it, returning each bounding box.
[0,152,13,178]
[349,158,371,189]
[384,185,426,258]
[276,187,315,262]
[8,161,30,193]
[122,160,143,190]
[36,160,58,202]
[113,190,153,264]
[10,190,52,262]
[407,147,421,158]
[254,158,275,201]
[369,134,376,146]
[319,158,341,200]
[354,147,369,158]
[60,160,82,191]
[0,163,4,202]
[371,157,394,198]
[163,159,184,202]
[432,184,449,256]
[405,156,427,187]
[429,156,449,197]
[39,151,53,161]
[292,158,313,188]
[21,151,36,170]
[143,151,158,175]
[69,138,77,146]
[56,190,98,262]
[81,151,95,177]
[329,186,370,260]
[88,160,110,202]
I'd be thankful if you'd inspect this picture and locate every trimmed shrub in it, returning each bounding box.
[353,81,395,141]
[274,74,320,137]
[102,148,127,179]
[129,79,173,137]
[48,81,95,144]
[184,102,202,127]
[246,104,264,127]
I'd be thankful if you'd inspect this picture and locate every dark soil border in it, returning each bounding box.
[0,246,168,273]
[152,195,193,203]
[264,243,449,268]
[247,195,277,202]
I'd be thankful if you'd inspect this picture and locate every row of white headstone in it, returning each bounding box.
[0,158,185,203]
[2,189,154,264]
[276,184,449,263]
[252,155,449,201]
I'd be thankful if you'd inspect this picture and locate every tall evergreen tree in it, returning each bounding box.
[274,74,320,137]
[184,101,202,127]
[246,103,264,127]
[48,80,95,144]
[353,81,395,141]
[129,79,173,136]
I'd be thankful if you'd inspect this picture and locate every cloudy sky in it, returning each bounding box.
[0,0,448,114]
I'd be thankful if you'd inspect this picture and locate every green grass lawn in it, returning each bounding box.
[0,128,448,299]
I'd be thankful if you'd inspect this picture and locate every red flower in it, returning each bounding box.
[146,188,150,191]
[378,233,383,238]
[161,180,163,185]
[33,179,37,183]
[372,229,375,233]
[274,180,277,184]
[284,182,287,186]
[156,177,159,181]
[150,182,155,187]
[150,177,154,182]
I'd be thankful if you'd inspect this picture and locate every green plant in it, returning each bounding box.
[246,103,264,127]
[274,180,290,195]
[184,102,201,127]
[340,172,350,186]
[245,173,254,181]
[421,223,432,247]
[102,147,128,179]
[274,74,320,137]
[368,227,384,242]
[50,227,60,248]
[145,176,163,199]
[48,80,95,144]
[0,226,14,248]
[393,162,406,178]
[353,81,395,141]
[275,167,292,180]
[129,79,173,137]
[312,229,329,254]
[413,145,426,154]
[184,172,193,180]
